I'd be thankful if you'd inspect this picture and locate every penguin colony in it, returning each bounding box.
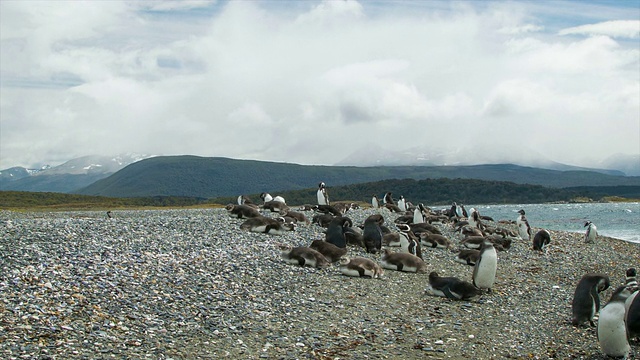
[227,184,638,358]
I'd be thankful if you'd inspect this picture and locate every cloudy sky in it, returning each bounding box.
[1,0,639,170]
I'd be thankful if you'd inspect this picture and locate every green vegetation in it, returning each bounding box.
[75,156,640,199]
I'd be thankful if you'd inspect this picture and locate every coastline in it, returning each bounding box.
[1,208,638,359]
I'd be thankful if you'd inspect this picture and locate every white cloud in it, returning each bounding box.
[559,20,640,39]
[0,0,638,170]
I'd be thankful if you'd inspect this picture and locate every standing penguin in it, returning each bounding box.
[472,240,498,292]
[532,229,551,251]
[317,182,329,206]
[413,204,427,224]
[571,274,611,326]
[325,216,351,248]
[597,286,632,359]
[584,221,597,243]
[516,209,531,241]
[363,214,384,254]
[383,192,394,205]
[626,289,640,341]
[396,224,422,259]
[371,195,380,209]
[397,196,407,212]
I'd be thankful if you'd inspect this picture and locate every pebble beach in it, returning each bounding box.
[1,207,638,359]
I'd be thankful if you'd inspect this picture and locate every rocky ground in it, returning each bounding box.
[1,207,638,359]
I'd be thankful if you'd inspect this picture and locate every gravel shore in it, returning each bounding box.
[1,207,638,359]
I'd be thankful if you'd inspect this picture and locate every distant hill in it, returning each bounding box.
[76,155,640,199]
[0,154,153,193]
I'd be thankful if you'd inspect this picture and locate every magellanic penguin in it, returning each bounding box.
[571,274,611,327]
[281,246,330,268]
[584,221,597,243]
[339,257,384,278]
[371,195,380,209]
[317,182,329,206]
[397,196,407,212]
[626,289,640,341]
[260,192,286,204]
[396,224,422,259]
[516,209,531,241]
[240,216,295,235]
[626,267,638,290]
[468,208,483,229]
[413,204,427,224]
[532,229,551,251]
[363,214,384,254]
[325,216,352,248]
[226,204,261,219]
[472,240,498,292]
[597,286,632,359]
[419,232,453,250]
[309,240,347,263]
[426,272,483,300]
[455,249,480,266]
[380,249,427,273]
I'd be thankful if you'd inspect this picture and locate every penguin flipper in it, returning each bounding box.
[442,285,459,300]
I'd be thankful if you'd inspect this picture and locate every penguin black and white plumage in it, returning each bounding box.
[468,208,482,229]
[597,285,632,359]
[396,224,422,259]
[317,182,329,206]
[426,272,483,300]
[363,214,384,254]
[419,232,452,250]
[571,274,611,327]
[281,210,310,225]
[237,195,257,207]
[240,216,295,235]
[339,257,384,278]
[397,196,407,212]
[516,209,531,241]
[626,267,638,290]
[383,192,394,205]
[413,204,427,224]
[380,249,427,273]
[325,216,352,248]
[371,195,380,209]
[263,200,289,213]
[584,221,598,243]
[226,204,262,219]
[281,246,330,268]
[313,204,341,217]
[260,192,286,204]
[626,289,640,341]
[309,240,348,263]
[532,229,551,251]
[455,249,480,266]
[472,240,497,292]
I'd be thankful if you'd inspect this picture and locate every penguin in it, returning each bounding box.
[532,229,551,251]
[343,226,366,248]
[281,246,330,268]
[472,240,498,292]
[281,210,310,225]
[313,204,342,216]
[426,272,483,300]
[325,216,352,248]
[371,195,380,209]
[106,210,112,219]
[516,209,531,241]
[396,224,422,259]
[584,221,598,243]
[263,200,289,213]
[626,267,638,290]
[309,240,347,263]
[240,216,295,235]
[260,192,286,204]
[455,249,480,266]
[459,225,484,238]
[363,214,384,254]
[413,204,427,224]
[226,204,261,219]
[571,274,611,327]
[311,214,334,228]
[333,202,351,215]
[468,208,482,229]
[383,192,394,205]
[461,236,486,249]
[380,249,427,273]
[419,232,452,250]
[339,257,383,278]
[626,289,640,341]
[397,196,407,212]
[237,195,257,207]
[597,286,632,359]
[409,222,442,236]
[317,182,329,206]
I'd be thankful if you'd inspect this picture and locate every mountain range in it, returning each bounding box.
[1,152,639,198]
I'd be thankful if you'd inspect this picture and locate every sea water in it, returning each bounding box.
[463,202,640,244]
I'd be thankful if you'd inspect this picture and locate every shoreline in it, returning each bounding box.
[1,208,638,359]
